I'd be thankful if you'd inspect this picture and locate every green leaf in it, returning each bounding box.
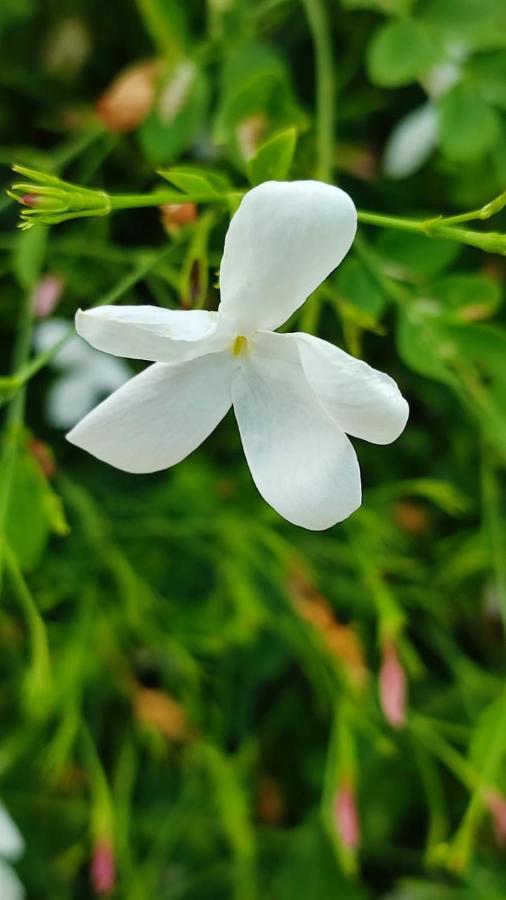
[397,309,506,457]
[13,225,48,291]
[438,83,499,162]
[342,0,413,12]
[420,0,506,51]
[336,257,387,322]
[6,447,68,571]
[376,230,461,282]
[469,51,506,111]
[138,64,208,167]
[214,43,303,170]
[157,165,230,198]
[367,18,442,87]
[269,817,369,900]
[425,273,502,322]
[246,127,297,185]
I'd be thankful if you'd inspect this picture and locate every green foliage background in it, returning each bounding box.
[1,0,506,897]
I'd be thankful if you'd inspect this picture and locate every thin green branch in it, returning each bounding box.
[300,0,334,182]
[0,245,173,408]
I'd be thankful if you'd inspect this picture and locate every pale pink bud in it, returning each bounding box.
[486,791,506,847]
[31,274,65,318]
[379,640,407,729]
[96,60,160,134]
[335,782,360,849]
[90,840,116,896]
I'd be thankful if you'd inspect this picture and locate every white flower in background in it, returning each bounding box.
[383,53,465,180]
[68,181,408,530]
[0,803,25,900]
[34,318,130,429]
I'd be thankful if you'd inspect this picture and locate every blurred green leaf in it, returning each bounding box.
[138,63,208,166]
[423,273,502,323]
[246,128,297,185]
[376,230,461,282]
[367,18,441,87]
[157,165,230,198]
[438,83,499,163]
[5,447,68,571]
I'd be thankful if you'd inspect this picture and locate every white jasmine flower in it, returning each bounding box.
[68,181,408,530]
[34,318,130,429]
[0,803,25,900]
[383,56,464,180]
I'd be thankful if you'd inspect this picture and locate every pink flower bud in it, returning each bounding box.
[334,782,360,849]
[379,640,407,729]
[486,791,506,847]
[31,274,65,318]
[90,840,116,896]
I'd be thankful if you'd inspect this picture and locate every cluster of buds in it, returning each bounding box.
[7,164,111,229]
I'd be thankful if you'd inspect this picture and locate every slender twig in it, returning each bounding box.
[301,0,334,181]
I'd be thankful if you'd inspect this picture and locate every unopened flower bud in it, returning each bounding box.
[334,781,360,849]
[8,164,111,229]
[486,791,506,847]
[379,640,407,729]
[28,438,56,478]
[96,60,161,133]
[31,274,65,318]
[160,202,198,233]
[90,840,116,896]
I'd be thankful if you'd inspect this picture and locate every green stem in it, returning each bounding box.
[300,0,334,182]
[0,259,41,594]
[481,448,506,631]
[447,689,506,872]
[1,245,173,404]
[3,540,51,702]
[110,191,232,210]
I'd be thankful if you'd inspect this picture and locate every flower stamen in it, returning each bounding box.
[232,335,248,357]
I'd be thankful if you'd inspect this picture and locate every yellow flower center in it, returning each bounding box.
[232,335,248,356]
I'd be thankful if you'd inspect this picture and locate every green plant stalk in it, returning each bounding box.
[0,272,39,595]
[481,449,506,631]
[300,0,334,182]
[446,689,506,872]
[0,245,173,407]
[3,540,51,700]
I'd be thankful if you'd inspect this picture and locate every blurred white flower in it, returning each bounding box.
[34,319,130,430]
[68,181,408,530]
[0,803,25,900]
[383,54,464,180]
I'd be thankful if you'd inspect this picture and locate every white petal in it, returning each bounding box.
[293,333,409,444]
[0,861,24,900]
[76,306,232,363]
[0,805,24,860]
[67,353,234,473]
[46,374,99,429]
[383,103,438,179]
[84,355,131,392]
[219,181,357,333]
[231,332,361,530]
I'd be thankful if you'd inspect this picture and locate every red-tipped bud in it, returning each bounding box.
[21,194,40,207]
[486,791,506,847]
[379,640,407,729]
[90,840,116,896]
[31,274,65,318]
[335,781,360,850]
